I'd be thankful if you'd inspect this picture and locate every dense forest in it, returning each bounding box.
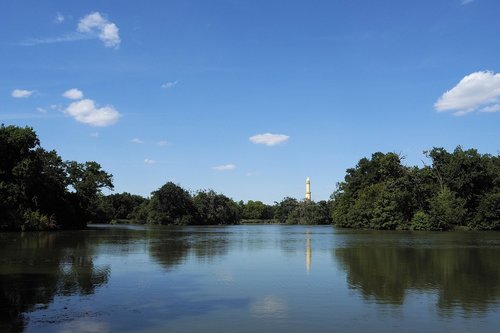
[331,149,500,230]
[0,125,113,231]
[1,125,499,231]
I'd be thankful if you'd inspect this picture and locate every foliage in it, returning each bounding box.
[331,148,500,231]
[193,190,240,225]
[471,192,500,230]
[127,183,241,226]
[147,182,196,225]
[0,124,114,231]
[428,187,466,231]
[95,192,148,223]
[285,200,332,225]
[239,200,274,220]
[410,211,431,231]
[273,197,299,223]
[128,199,151,224]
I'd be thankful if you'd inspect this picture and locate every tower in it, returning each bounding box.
[305,177,311,202]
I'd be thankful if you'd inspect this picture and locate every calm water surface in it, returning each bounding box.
[1,225,500,333]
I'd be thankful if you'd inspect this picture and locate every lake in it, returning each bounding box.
[1,224,500,333]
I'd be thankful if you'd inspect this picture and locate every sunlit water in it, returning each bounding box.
[1,224,500,333]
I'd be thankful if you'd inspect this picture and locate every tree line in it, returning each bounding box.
[93,187,331,226]
[1,125,499,231]
[331,149,500,230]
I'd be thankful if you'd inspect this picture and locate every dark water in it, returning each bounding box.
[1,225,500,333]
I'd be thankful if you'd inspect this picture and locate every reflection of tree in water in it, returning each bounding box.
[149,229,229,270]
[0,232,110,333]
[335,245,500,313]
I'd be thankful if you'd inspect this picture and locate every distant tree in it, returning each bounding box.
[286,200,332,225]
[128,199,151,224]
[240,200,274,220]
[274,197,299,223]
[147,182,195,225]
[193,190,240,225]
[99,192,147,222]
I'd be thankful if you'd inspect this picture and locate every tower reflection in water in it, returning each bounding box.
[306,231,311,273]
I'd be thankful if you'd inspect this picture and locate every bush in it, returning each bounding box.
[22,210,57,231]
[410,211,430,231]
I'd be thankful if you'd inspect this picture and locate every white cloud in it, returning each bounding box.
[65,99,120,127]
[54,12,65,24]
[480,104,500,113]
[462,0,474,5]
[161,81,178,89]
[50,104,62,111]
[144,159,157,165]
[78,12,120,48]
[21,11,119,47]
[62,88,84,100]
[20,32,92,46]
[157,140,169,146]
[131,138,144,144]
[434,71,500,116]
[213,164,236,171]
[11,89,34,98]
[249,133,290,146]
[36,107,47,113]
[90,132,99,138]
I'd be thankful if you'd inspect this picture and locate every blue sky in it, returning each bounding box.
[1,0,499,203]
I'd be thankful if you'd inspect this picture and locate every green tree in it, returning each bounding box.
[65,161,114,228]
[128,199,151,224]
[428,187,466,231]
[193,190,240,225]
[99,192,147,222]
[240,200,274,220]
[0,125,114,231]
[286,200,332,225]
[147,182,195,225]
[471,192,500,230]
[274,197,299,223]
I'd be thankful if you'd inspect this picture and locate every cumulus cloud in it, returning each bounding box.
[11,89,34,98]
[144,159,157,165]
[36,107,47,113]
[78,12,120,48]
[62,88,84,100]
[434,71,500,116]
[65,99,120,127]
[21,12,119,48]
[161,81,178,89]
[213,164,236,171]
[131,138,144,144]
[249,133,290,146]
